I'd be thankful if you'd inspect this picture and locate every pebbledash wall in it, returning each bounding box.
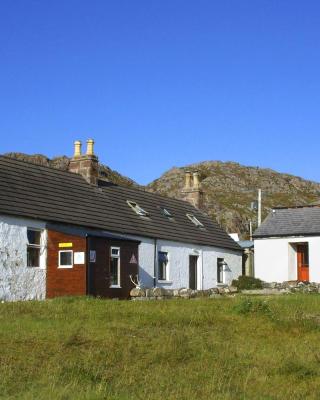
[254,237,320,283]
[0,214,47,301]
[127,235,242,289]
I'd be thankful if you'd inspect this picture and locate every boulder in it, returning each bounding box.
[228,286,238,294]
[130,288,146,297]
[153,287,168,297]
[179,288,193,298]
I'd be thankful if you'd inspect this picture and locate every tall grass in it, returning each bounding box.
[1,295,320,399]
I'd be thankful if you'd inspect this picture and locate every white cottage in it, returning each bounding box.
[253,206,320,282]
[0,140,242,301]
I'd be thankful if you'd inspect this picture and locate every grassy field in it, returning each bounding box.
[1,295,320,399]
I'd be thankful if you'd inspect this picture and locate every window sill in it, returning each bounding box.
[110,285,121,289]
[158,280,173,284]
[58,266,73,269]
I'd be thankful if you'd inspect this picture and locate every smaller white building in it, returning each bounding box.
[254,206,320,282]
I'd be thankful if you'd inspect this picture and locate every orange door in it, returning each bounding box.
[297,244,309,281]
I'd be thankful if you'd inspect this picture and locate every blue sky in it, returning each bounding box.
[1,1,320,184]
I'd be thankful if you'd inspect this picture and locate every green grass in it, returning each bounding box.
[1,295,320,399]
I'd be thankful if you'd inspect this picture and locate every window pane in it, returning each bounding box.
[110,257,119,285]
[27,229,41,245]
[158,252,168,280]
[60,251,72,266]
[27,247,40,267]
[158,262,166,280]
[111,248,120,257]
[217,258,224,283]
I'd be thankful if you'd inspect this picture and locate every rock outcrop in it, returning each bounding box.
[147,161,320,237]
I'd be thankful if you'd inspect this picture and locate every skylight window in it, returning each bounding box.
[160,207,173,218]
[186,213,204,228]
[127,200,149,217]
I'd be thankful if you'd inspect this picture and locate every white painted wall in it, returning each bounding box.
[0,214,47,301]
[127,234,242,289]
[254,236,320,282]
[0,213,242,301]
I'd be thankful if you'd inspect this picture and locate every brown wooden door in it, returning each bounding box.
[297,244,309,281]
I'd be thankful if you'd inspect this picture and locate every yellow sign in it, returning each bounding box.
[58,243,73,248]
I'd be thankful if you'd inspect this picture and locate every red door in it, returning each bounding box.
[297,244,309,281]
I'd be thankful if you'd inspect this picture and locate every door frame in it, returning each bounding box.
[189,255,198,290]
[296,243,309,282]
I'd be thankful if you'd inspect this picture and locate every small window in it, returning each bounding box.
[160,207,173,218]
[186,213,204,228]
[127,200,149,217]
[110,247,120,287]
[111,248,120,257]
[158,251,169,281]
[27,228,42,267]
[217,258,224,284]
[59,250,73,268]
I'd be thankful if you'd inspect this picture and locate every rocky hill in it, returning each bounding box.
[4,153,137,188]
[147,161,320,238]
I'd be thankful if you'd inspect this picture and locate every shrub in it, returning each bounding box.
[233,298,271,316]
[231,275,263,290]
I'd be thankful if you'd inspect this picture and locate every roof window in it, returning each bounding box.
[160,207,173,218]
[127,200,149,217]
[186,213,204,228]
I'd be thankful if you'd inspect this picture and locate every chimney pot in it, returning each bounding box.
[86,139,95,156]
[184,170,192,189]
[74,140,82,157]
[193,171,200,189]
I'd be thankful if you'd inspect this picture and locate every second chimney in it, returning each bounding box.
[181,170,203,209]
[69,139,99,185]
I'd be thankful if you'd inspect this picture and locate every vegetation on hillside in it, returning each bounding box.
[1,296,320,399]
[4,152,138,188]
[147,161,320,237]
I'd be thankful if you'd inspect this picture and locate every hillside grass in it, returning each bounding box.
[1,295,320,399]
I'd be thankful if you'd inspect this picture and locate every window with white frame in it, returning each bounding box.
[160,207,173,219]
[186,213,204,228]
[59,250,73,268]
[158,251,169,281]
[217,258,224,284]
[127,200,149,217]
[27,229,43,267]
[110,247,120,287]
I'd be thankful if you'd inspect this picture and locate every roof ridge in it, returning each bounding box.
[0,155,82,178]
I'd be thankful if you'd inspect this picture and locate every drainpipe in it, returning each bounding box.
[153,238,157,288]
[201,249,204,290]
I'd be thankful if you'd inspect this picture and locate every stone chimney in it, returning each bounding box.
[181,170,204,209]
[69,139,99,185]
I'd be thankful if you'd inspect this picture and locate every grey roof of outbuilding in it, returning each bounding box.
[238,240,254,249]
[253,206,320,238]
[0,156,240,251]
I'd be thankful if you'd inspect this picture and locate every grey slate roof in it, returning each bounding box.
[253,206,320,238]
[0,156,240,251]
[238,240,254,249]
